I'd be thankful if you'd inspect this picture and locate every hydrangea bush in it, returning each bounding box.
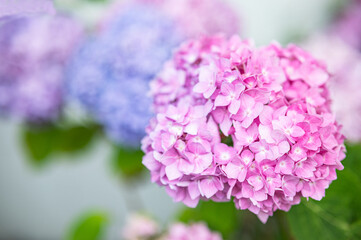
[142,35,345,222]
[67,0,239,147]
[0,15,83,122]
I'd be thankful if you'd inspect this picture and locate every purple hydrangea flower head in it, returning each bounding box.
[0,14,83,122]
[142,35,346,223]
[67,1,239,147]
[0,0,55,17]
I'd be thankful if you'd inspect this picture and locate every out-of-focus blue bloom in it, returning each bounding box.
[67,0,240,147]
[0,14,83,122]
[67,5,183,147]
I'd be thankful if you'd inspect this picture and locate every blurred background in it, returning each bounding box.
[0,0,358,239]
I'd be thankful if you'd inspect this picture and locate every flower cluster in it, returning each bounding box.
[305,35,361,142]
[331,0,361,50]
[121,214,221,240]
[142,35,345,222]
[0,15,83,122]
[122,214,159,240]
[67,0,239,147]
[67,6,179,146]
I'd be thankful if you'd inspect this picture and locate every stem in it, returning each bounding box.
[274,211,295,240]
[120,179,145,212]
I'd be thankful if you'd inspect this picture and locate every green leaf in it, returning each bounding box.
[55,125,99,154]
[177,201,295,240]
[288,143,361,240]
[288,200,348,240]
[111,146,145,178]
[22,125,60,165]
[350,220,361,239]
[22,124,99,166]
[66,211,109,240]
[234,210,294,240]
[178,201,239,238]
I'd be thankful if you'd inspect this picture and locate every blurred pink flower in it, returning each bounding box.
[305,35,361,142]
[122,214,160,240]
[164,222,222,240]
[135,0,240,38]
[122,214,222,240]
[331,0,361,50]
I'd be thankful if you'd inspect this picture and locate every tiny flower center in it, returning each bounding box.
[176,143,185,151]
[245,108,252,116]
[262,69,268,77]
[243,157,251,165]
[285,127,292,135]
[294,147,302,154]
[250,163,256,171]
[260,147,266,153]
[220,152,230,161]
[171,126,182,135]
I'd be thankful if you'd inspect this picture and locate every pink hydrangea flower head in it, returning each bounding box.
[143,35,345,223]
[122,214,160,240]
[164,222,222,240]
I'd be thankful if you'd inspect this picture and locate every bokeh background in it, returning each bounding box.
[0,0,355,239]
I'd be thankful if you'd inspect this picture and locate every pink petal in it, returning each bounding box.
[291,126,305,137]
[215,95,231,107]
[248,175,264,191]
[228,99,241,115]
[257,212,269,224]
[219,115,232,136]
[278,141,290,154]
[220,81,234,95]
[198,178,218,198]
[240,150,254,166]
[165,163,183,180]
[223,162,241,179]
[241,182,254,198]
[188,182,201,200]
[193,81,209,93]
